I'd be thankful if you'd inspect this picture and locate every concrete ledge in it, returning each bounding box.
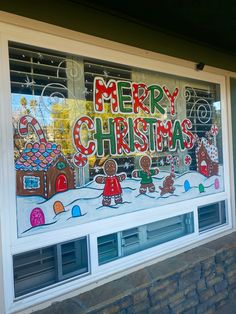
[35,231,236,314]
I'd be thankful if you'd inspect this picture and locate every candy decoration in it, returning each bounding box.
[210,124,219,146]
[30,207,45,227]
[18,115,46,143]
[73,152,88,167]
[210,124,219,137]
[166,155,180,173]
[72,205,82,217]
[184,180,191,192]
[53,201,65,215]
[163,86,179,116]
[214,178,220,190]
[199,183,205,193]
[184,154,192,166]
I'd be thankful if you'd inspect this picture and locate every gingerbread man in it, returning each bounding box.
[95,159,126,206]
[159,173,175,196]
[132,155,159,194]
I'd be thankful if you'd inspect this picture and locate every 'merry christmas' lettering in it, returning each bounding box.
[94,77,178,115]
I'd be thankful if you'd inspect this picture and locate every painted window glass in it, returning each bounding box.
[23,176,40,189]
[10,42,224,237]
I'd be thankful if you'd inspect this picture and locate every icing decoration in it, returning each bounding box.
[15,142,62,171]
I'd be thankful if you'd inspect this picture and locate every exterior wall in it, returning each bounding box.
[0,9,235,314]
[230,78,236,207]
[1,2,236,72]
[34,231,236,314]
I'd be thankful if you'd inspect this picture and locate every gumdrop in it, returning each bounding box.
[199,184,205,193]
[30,207,45,227]
[214,178,220,190]
[72,205,82,217]
[184,180,190,192]
[53,201,65,215]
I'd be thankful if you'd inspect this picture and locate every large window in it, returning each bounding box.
[0,30,229,312]
[10,42,225,238]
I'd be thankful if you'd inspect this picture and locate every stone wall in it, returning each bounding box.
[35,232,236,314]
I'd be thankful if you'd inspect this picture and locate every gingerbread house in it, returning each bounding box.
[15,142,75,199]
[196,138,218,177]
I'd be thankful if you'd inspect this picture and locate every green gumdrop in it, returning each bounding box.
[199,183,205,193]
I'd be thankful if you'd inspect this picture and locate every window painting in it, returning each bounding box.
[23,176,40,190]
[10,42,224,237]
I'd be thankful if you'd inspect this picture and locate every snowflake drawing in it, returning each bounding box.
[25,75,36,88]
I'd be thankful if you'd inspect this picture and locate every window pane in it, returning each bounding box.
[13,237,89,297]
[98,213,194,264]
[198,201,226,231]
[10,42,225,238]
[13,246,57,297]
[97,233,118,265]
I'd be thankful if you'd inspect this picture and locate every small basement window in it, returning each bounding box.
[198,201,227,232]
[13,236,89,297]
[97,233,119,265]
[98,213,194,265]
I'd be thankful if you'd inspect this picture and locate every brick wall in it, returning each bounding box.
[35,232,236,314]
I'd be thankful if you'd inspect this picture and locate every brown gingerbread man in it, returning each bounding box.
[159,173,175,196]
[95,159,126,206]
[132,155,159,194]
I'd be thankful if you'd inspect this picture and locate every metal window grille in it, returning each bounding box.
[13,237,89,297]
[198,201,226,232]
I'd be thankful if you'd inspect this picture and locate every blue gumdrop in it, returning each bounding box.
[184,180,190,192]
[72,205,81,217]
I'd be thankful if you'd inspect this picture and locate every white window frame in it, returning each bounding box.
[0,17,234,314]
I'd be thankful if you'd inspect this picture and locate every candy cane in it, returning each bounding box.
[184,154,192,166]
[166,155,180,173]
[18,115,46,143]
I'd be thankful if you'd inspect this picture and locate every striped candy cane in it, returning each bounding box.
[166,155,180,173]
[18,115,46,143]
